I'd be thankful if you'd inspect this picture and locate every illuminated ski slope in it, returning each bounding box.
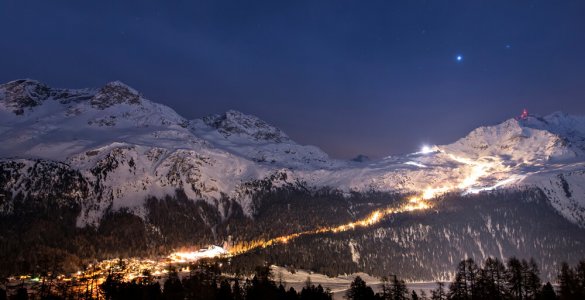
[171,146,526,260]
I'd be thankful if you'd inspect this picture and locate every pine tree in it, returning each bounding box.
[411,290,419,300]
[431,282,447,300]
[539,282,556,300]
[278,284,287,299]
[449,269,468,300]
[233,279,244,300]
[476,257,507,300]
[300,283,332,300]
[15,287,28,300]
[576,260,585,299]
[379,276,392,300]
[507,257,525,300]
[525,258,542,300]
[558,262,577,300]
[345,276,375,300]
[163,270,185,300]
[217,279,233,300]
[286,287,299,300]
[101,271,123,300]
[390,276,409,300]
[244,266,279,300]
[449,258,477,300]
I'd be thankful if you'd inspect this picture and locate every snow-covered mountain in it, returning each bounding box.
[1,79,585,229]
[442,113,585,225]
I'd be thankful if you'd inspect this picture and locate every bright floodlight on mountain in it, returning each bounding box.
[421,145,433,154]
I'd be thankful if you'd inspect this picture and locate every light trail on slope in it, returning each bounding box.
[444,152,525,195]
[221,149,525,258]
[225,195,431,256]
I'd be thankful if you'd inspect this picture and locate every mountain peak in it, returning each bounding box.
[0,79,51,115]
[514,111,578,129]
[443,112,585,162]
[203,110,290,143]
[90,81,141,110]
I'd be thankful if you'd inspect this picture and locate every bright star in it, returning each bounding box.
[456,55,463,62]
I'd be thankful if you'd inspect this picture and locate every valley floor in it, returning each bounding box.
[271,266,437,300]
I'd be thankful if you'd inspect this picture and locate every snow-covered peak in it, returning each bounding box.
[522,112,585,151]
[0,79,51,114]
[187,110,337,169]
[90,81,142,109]
[202,110,291,143]
[442,113,584,163]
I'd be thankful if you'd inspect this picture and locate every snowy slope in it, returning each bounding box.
[2,79,585,227]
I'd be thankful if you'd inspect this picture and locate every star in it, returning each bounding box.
[456,55,463,62]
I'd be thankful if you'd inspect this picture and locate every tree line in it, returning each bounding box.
[344,257,585,300]
[2,257,585,300]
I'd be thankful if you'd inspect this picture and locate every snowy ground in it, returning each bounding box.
[271,266,439,299]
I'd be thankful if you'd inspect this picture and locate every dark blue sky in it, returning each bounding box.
[1,1,585,158]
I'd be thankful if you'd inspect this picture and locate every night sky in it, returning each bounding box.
[1,1,585,158]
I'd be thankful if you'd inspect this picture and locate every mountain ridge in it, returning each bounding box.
[1,79,585,229]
